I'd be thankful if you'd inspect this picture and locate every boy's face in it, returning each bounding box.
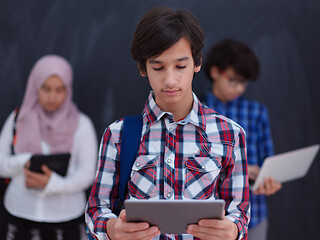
[210,67,248,102]
[141,37,201,112]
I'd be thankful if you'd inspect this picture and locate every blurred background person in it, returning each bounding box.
[0,55,98,240]
[203,39,282,240]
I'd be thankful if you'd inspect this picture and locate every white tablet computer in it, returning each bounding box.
[251,144,319,190]
[124,199,225,234]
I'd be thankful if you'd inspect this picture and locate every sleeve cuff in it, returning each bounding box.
[42,171,63,195]
[226,215,246,240]
[20,152,33,164]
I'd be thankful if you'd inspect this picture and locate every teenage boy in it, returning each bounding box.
[203,39,282,240]
[86,7,250,240]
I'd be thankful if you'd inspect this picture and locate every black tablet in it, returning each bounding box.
[29,153,71,176]
[125,199,225,234]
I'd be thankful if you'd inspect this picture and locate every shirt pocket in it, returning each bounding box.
[128,155,158,199]
[184,154,222,199]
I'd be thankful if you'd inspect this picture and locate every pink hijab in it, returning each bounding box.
[15,55,79,154]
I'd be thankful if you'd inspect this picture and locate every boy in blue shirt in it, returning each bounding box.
[203,39,282,240]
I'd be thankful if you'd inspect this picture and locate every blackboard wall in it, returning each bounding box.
[1,1,319,239]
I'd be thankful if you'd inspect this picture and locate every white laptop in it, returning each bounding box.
[251,144,319,190]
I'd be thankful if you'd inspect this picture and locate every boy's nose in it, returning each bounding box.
[163,69,177,87]
[236,84,246,93]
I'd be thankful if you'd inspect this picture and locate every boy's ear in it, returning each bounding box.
[138,63,147,77]
[209,66,220,80]
[194,65,201,73]
[194,57,202,73]
[139,70,147,77]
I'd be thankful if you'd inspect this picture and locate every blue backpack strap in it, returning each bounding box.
[113,114,143,215]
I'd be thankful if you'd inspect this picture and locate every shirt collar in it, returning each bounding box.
[143,91,206,130]
[206,91,242,106]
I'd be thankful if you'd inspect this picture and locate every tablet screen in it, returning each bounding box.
[29,153,71,176]
[125,199,225,234]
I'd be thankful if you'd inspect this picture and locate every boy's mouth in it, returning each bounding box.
[162,89,180,96]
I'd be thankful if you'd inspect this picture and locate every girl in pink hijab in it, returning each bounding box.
[16,54,79,154]
[0,55,98,240]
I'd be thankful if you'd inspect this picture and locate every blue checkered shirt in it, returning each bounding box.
[206,92,274,228]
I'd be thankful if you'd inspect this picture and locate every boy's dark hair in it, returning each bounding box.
[203,39,260,82]
[131,6,204,74]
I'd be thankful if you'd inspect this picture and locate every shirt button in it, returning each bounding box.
[202,165,206,170]
[169,128,174,132]
[166,192,172,198]
[135,162,140,167]
[167,159,172,164]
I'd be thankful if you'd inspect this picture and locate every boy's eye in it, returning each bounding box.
[177,66,186,69]
[229,78,243,84]
[153,67,163,71]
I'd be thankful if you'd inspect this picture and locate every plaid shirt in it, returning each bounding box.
[86,91,250,240]
[206,92,274,229]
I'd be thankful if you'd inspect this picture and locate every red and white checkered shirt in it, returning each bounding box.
[86,91,250,240]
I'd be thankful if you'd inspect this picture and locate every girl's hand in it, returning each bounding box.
[24,164,52,189]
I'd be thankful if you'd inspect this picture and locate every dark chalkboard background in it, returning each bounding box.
[1,1,319,239]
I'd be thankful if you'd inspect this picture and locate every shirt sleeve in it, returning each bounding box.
[85,120,122,240]
[221,127,250,240]
[257,105,274,165]
[0,112,32,178]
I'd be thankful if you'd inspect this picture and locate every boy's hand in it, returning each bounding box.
[252,177,282,196]
[248,165,260,181]
[106,209,160,240]
[248,165,282,196]
[186,216,238,240]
